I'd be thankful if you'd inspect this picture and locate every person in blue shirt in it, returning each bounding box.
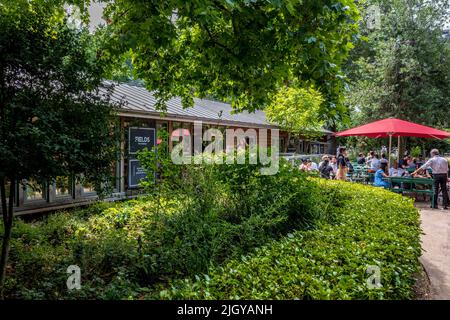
[374,162,390,188]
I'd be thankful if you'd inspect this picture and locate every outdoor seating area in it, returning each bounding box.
[296,118,450,209]
[298,153,448,208]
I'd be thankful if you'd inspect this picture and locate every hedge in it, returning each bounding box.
[1,175,422,299]
[158,180,422,300]
[1,162,331,299]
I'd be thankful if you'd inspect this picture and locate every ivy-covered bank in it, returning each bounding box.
[0,163,421,299]
[160,181,421,300]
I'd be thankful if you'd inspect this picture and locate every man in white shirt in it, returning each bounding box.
[413,149,449,209]
[370,154,381,172]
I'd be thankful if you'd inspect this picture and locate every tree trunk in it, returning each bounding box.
[327,134,337,155]
[0,176,14,300]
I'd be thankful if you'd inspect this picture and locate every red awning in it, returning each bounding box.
[335,118,450,139]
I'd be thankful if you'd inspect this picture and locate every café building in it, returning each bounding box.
[6,81,332,215]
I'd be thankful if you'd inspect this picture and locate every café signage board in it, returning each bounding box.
[128,159,147,188]
[128,127,156,155]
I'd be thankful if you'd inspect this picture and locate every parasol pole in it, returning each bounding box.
[388,133,393,171]
[397,136,401,162]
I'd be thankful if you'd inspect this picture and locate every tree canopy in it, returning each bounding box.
[0,0,119,298]
[266,86,325,135]
[345,0,450,129]
[101,0,360,127]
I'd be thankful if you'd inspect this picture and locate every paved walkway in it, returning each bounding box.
[419,204,450,299]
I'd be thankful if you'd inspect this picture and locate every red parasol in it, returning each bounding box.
[335,118,450,139]
[335,118,450,167]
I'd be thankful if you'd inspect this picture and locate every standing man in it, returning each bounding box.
[413,149,449,210]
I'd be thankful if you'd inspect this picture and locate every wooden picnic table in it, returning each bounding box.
[387,176,435,207]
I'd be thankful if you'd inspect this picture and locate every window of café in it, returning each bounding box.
[25,178,47,201]
[82,181,95,195]
[172,121,192,153]
[77,175,96,195]
[280,137,286,153]
[202,124,211,151]
[217,126,226,151]
[202,125,225,153]
[287,137,301,153]
[55,176,72,197]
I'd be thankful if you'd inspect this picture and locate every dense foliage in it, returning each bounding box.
[157,181,421,300]
[101,0,360,126]
[343,0,450,153]
[0,0,119,297]
[265,86,325,134]
[0,0,119,191]
[0,165,421,299]
[265,86,325,152]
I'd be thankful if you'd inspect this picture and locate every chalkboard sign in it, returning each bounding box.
[129,127,156,155]
[128,159,147,188]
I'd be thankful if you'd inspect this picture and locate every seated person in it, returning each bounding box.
[412,170,431,179]
[329,156,338,178]
[398,155,409,168]
[389,161,399,176]
[415,157,425,168]
[397,164,406,177]
[319,156,334,179]
[374,162,390,188]
[330,156,338,172]
[369,154,381,173]
[345,157,354,173]
[357,153,366,165]
[389,161,401,188]
[306,159,318,171]
[299,159,308,171]
[380,153,389,164]
[407,157,416,169]
[366,151,375,164]
[411,169,432,201]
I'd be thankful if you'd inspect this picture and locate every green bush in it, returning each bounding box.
[3,159,331,299]
[1,165,421,299]
[157,181,421,300]
[411,146,421,158]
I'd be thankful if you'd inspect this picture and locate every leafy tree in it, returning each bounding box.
[266,86,325,152]
[344,0,450,153]
[0,0,119,298]
[101,0,360,124]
